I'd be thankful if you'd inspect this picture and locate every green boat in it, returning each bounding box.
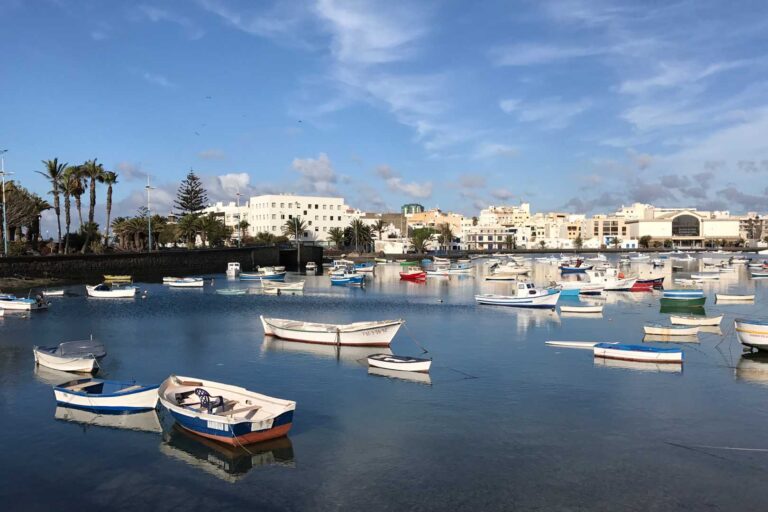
[399,261,419,266]
[660,303,706,315]
[660,297,706,307]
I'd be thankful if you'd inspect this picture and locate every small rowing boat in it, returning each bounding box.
[103,274,132,283]
[751,271,768,278]
[42,289,65,297]
[735,318,768,351]
[669,314,723,326]
[691,273,720,280]
[661,289,705,306]
[546,341,615,349]
[716,293,755,302]
[33,338,106,373]
[560,305,603,314]
[399,269,427,281]
[216,288,248,296]
[167,277,204,288]
[330,273,364,286]
[0,294,49,310]
[593,343,683,364]
[261,316,404,346]
[643,324,699,336]
[367,353,432,373]
[54,378,159,412]
[241,269,287,282]
[475,282,560,309]
[635,276,664,288]
[158,375,296,446]
[262,281,305,292]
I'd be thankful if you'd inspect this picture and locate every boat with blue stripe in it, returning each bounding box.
[661,289,705,305]
[158,375,296,446]
[593,343,683,363]
[475,282,560,308]
[330,273,364,285]
[240,269,286,282]
[54,378,159,412]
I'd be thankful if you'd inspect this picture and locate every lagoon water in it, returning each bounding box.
[2,255,768,511]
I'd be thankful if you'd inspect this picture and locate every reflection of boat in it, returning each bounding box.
[594,358,683,373]
[643,325,699,336]
[262,336,391,363]
[158,375,296,445]
[33,365,82,386]
[261,316,404,347]
[643,334,700,343]
[670,314,723,326]
[735,353,768,385]
[593,343,683,363]
[716,294,755,302]
[546,340,611,349]
[659,304,706,315]
[368,366,432,385]
[560,312,604,320]
[367,353,431,373]
[160,425,294,482]
[55,406,162,433]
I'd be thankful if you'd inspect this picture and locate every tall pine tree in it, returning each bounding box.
[174,170,208,215]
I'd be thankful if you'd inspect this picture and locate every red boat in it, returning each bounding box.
[629,281,654,292]
[635,276,665,288]
[400,269,427,281]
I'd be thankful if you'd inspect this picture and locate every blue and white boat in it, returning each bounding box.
[593,343,683,363]
[54,378,159,412]
[354,262,376,273]
[330,273,364,286]
[240,268,286,282]
[158,375,296,446]
[663,289,704,299]
[559,262,593,274]
[475,282,560,308]
[0,294,49,311]
[556,281,604,296]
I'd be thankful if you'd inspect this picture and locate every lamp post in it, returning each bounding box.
[0,150,10,257]
[295,216,300,270]
[145,177,155,253]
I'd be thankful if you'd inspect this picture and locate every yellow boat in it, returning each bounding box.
[103,274,132,283]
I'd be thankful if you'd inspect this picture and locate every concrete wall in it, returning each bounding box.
[0,245,323,280]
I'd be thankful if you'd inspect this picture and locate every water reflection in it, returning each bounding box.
[261,336,390,364]
[160,425,294,482]
[594,358,683,373]
[560,312,604,320]
[735,353,768,386]
[368,366,432,385]
[643,334,700,343]
[55,406,162,433]
[34,366,82,386]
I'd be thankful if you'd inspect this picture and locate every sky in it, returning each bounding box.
[2,0,768,235]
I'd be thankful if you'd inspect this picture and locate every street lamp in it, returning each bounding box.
[0,150,11,257]
[295,216,300,270]
[146,177,155,253]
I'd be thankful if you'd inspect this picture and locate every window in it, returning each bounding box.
[672,214,700,237]
[281,214,285,220]
[303,210,307,215]
[272,202,276,207]
[315,227,319,232]
[323,205,326,210]
[323,216,327,221]
[272,214,276,219]
[280,203,284,208]
[272,226,276,231]
[288,203,292,208]
[315,204,319,209]
[303,231,309,237]
[315,215,319,220]
[288,215,293,220]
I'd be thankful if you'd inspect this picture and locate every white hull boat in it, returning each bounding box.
[262,281,305,292]
[643,325,699,336]
[168,278,204,288]
[593,343,683,363]
[546,341,615,349]
[226,262,241,278]
[368,367,432,385]
[33,338,106,373]
[86,284,137,298]
[716,294,755,302]
[475,282,560,308]
[691,273,719,280]
[42,289,65,297]
[560,305,603,314]
[735,319,768,350]
[0,294,49,310]
[261,316,404,347]
[163,277,181,283]
[367,353,432,373]
[585,269,636,291]
[670,315,723,326]
[54,378,159,411]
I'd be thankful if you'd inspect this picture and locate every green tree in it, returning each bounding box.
[59,168,82,253]
[438,223,454,252]
[347,218,372,252]
[198,213,231,247]
[539,240,546,249]
[328,227,345,249]
[504,235,515,250]
[102,171,118,246]
[254,231,276,244]
[282,216,307,241]
[37,158,67,252]
[573,235,583,250]
[63,166,85,231]
[372,219,386,240]
[81,159,105,225]
[410,227,434,253]
[177,214,201,249]
[238,220,249,245]
[174,170,208,215]
[158,223,180,248]
[612,237,622,249]
[639,235,652,248]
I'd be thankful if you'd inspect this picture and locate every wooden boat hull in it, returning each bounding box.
[475,290,560,308]
[260,316,404,347]
[54,379,159,411]
[560,305,603,314]
[158,375,295,446]
[262,281,305,291]
[716,294,755,302]
[400,271,427,280]
[33,349,97,373]
[367,354,431,373]
[670,315,723,326]
[735,319,768,350]
[593,343,683,363]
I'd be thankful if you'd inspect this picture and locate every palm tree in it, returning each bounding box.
[62,166,85,230]
[238,220,249,245]
[438,223,454,252]
[410,228,432,254]
[372,219,386,240]
[282,216,307,241]
[81,159,105,225]
[60,168,82,253]
[102,171,118,246]
[37,158,66,252]
[328,227,345,249]
[177,214,200,249]
[348,218,368,252]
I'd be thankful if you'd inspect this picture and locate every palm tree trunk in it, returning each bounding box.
[75,195,83,230]
[88,178,96,224]
[53,191,62,253]
[105,186,112,246]
[64,194,71,253]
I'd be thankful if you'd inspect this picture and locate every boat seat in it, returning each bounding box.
[222,404,262,417]
[66,381,100,392]
[115,385,143,394]
[195,388,224,413]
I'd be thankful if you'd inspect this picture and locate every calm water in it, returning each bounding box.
[2,255,768,511]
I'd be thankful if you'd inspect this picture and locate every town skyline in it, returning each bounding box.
[4,0,768,226]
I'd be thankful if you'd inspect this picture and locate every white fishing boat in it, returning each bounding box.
[585,268,636,291]
[735,318,768,350]
[162,276,181,283]
[261,316,404,347]
[593,343,683,363]
[691,273,720,280]
[559,305,603,314]
[158,375,296,446]
[556,281,604,296]
[367,353,432,373]
[427,268,451,277]
[475,282,560,308]
[670,314,723,326]
[167,277,204,288]
[262,281,305,292]
[54,378,159,411]
[716,293,755,302]
[85,283,137,298]
[643,325,699,336]
[226,262,241,278]
[546,340,615,349]
[33,338,106,373]
[0,294,49,310]
[305,261,317,272]
[42,289,65,297]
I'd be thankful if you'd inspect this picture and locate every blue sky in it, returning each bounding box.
[2,0,768,234]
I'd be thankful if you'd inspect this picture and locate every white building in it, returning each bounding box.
[204,194,354,243]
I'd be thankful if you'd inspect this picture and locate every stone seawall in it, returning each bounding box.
[0,245,323,280]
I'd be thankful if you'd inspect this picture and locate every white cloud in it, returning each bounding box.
[500,97,591,129]
[142,72,174,88]
[619,60,752,95]
[375,165,432,198]
[292,153,338,195]
[198,149,226,160]
[490,43,603,66]
[138,5,204,39]
[115,162,147,182]
[473,142,518,159]
[196,0,311,46]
